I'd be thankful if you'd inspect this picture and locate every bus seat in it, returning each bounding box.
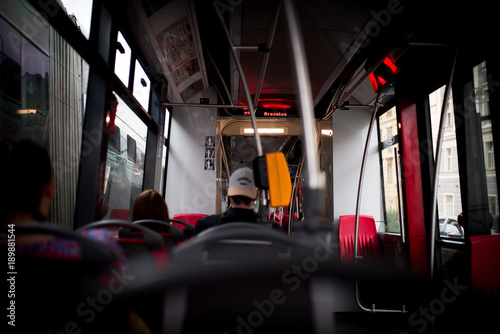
[77,220,167,271]
[133,219,184,249]
[110,208,130,220]
[170,222,310,265]
[163,223,324,333]
[77,220,167,333]
[339,215,380,265]
[470,234,500,295]
[172,213,207,226]
[170,218,196,239]
[1,224,128,333]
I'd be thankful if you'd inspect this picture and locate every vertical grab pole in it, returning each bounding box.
[353,93,406,314]
[213,3,269,217]
[253,1,282,107]
[394,146,406,243]
[353,103,378,313]
[354,100,380,266]
[283,0,324,222]
[429,49,458,281]
[213,3,263,157]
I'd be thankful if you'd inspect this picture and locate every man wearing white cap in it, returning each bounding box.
[194,167,282,235]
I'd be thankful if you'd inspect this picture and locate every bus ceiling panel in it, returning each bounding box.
[117,0,492,117]
[189,0,394,118]
[115,0,408,115]
[121,0,209,104]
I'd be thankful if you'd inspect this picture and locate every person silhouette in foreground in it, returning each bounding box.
[0,135,128,267]
[194,167,282,235]
[0,135,152,333]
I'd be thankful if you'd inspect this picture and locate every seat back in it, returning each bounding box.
[170,218,195,239]
[172,213,208,226]
[171,223,309,266]
[1,224,127,333]
[163,223,320,333]
[134,219,184,249]
[110,208,130,220]
[470,234,500,295]
[77,220,167,272]
[338,215,380,265]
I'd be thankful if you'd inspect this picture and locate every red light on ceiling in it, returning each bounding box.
[383,57,398,74]
[377,75,387,85]
[238,98,295,112]
[368,57,398,92]
[259,99,294,109]
[260,103,292,109]
[237,100,249,111]
[369,73,379,92]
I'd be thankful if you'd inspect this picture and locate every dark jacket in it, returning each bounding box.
[193,208,283,235]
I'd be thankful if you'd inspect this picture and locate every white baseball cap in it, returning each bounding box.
[227,167,258,199]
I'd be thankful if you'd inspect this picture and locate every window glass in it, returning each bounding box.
[60,0,93,39]
[115,32,131,86]
[160,144,167,197]
[473,62,498,233]
[101,95,148,219]
[160,109,170,196]
[429,86,463,238]
[164,108,171,139]
[133,60,151,111]
[378,107,403,233]
[0,16,86,228]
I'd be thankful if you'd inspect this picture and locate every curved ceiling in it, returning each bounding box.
[122,0,496,119]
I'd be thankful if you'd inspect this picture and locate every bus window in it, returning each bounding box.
[160,109,171,197]
[115,32,132,87]
[378,107,403,233]
[60,0,93,40]
[133,59,151,112]
[472,61,498,234]
[0,11,87,229]
[429,86,463,239]
[101,95,147,219]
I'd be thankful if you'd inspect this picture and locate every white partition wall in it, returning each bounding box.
[166,87,218,216]
[332,109,383,228]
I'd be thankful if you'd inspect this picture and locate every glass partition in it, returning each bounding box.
[378,107,403,233]
[429,86,463,238]
[101,95,148,219]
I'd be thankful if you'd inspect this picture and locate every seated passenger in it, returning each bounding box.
[194,167,282,235]
[132,189,170,222]
[0,136,127,271]
[131,188,178,240]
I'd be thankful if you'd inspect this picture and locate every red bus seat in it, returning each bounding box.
[470,234,500,296]
[110,209,130,220]
[172,213,207,226]
[339,215,380,265]
[170,218,197,239]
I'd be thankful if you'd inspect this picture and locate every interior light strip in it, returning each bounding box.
[243,128,285,134]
